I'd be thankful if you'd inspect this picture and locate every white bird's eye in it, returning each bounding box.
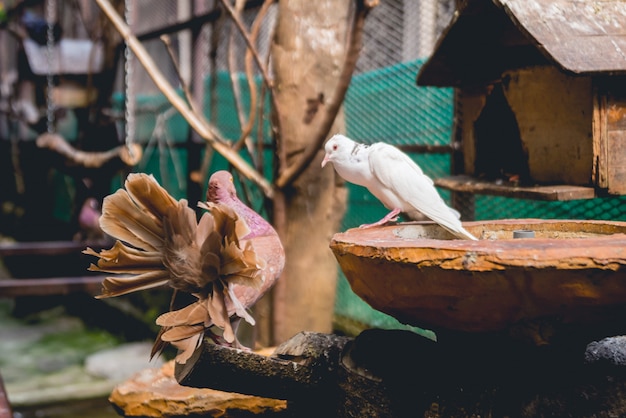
[332,144,338,151]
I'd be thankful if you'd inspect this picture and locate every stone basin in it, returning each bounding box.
[329,219,626,337]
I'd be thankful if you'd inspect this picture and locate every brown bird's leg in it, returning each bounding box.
[205,318,251,351]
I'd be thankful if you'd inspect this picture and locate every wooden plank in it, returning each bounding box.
[608,130,626,194]
[435,175,596,201]
[0,239,112,257]
[604,82,626,193]
[458,89,488,175]
[0,276,105,297]
[593,83,608,188]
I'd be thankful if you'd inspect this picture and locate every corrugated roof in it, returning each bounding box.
[417,0,626,87]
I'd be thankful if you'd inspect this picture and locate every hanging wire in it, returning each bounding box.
[124,0,136,157]
[45,0,56,133]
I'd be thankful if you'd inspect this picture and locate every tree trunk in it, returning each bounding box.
[268,0,350,344]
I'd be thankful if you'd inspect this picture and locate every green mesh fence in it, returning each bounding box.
[345,59,454,147]
[474,195,626,222]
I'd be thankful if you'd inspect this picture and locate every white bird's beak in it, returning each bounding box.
[321,154,330,168]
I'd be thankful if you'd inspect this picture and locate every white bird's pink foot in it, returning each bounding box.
[322,134,478,240]
[359,208,401,228]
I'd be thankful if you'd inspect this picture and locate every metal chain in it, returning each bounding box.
[124,0,136,155]
[45,0,56,133]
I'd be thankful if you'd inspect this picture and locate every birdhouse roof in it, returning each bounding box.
[417,0,626,87]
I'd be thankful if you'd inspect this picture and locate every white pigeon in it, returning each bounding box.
[321,134,478,240]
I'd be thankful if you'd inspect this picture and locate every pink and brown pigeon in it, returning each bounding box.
[84,171,284,363]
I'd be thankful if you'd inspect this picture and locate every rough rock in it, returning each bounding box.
[585,335,626,369]
[110,358,287,417]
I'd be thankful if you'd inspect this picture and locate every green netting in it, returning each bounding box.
[203,72,273,144]
[474,195,626,222]
[345,59,454,146]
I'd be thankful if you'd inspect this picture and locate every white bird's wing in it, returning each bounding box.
[368,143,473,238]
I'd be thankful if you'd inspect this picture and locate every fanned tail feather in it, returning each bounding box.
[84,172,276,364]
[100,190,164,251]
[125,173,179,220]
[84,241,162,274]
[96,270,170,298]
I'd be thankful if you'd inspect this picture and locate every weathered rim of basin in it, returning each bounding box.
[329,219,626,335]
[331,219,626,271]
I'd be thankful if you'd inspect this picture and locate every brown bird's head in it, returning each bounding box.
[207,170,237,203]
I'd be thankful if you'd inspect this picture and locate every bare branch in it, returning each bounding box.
[221,0,280,177]
[238,0,272,147]
[95,0,274,198]
[255,51,274,173]
[233,0,275,163]
[208,5,224,126]
[37,132,142,168]
[218,0,273,90]
[252,0,274,170]
[160,34,202,116]
[227,0,249,150]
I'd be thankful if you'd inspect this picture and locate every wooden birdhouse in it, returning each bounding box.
[417,0,626,199]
